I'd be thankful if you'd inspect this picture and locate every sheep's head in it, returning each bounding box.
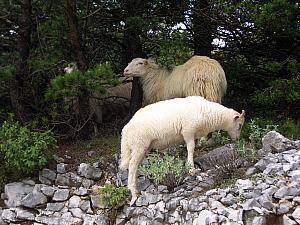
[64,62,78,74]
[123,58,149,77]
[226,110,245,142]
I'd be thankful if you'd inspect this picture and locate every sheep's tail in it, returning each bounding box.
[120,135,131,171]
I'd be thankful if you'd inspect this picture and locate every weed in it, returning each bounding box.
[139,152,191,191]
[98,184,129,208]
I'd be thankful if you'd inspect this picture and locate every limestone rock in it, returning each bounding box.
[45,202,65,212]
[15,208,35,221]
[57,163,68,174]
[292,206,300,223]
[261,131,295,155]
[20,191,47,208]
[1,209,18,223]
[39,169,56,185]
[78,163,102,180]
[4,182,34,207]
[52,189,70,201]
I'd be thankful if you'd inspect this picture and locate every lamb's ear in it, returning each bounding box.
[144,60,148,65]
[234,115,239,121]
[241,110,245,118]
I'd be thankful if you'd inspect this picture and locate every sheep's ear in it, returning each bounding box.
[234,115,239,121]
[144,60,148,65]
[241,110,245,118]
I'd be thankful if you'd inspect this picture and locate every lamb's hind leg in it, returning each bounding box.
[128,149,145,206]
[182,133,196,175]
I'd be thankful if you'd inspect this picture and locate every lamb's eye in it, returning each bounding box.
[138,62,143,65]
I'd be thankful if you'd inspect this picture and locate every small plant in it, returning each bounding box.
[98,184,129,207]
[139,152,191,191]
[234,119,277,162]
[211,131,231,146]
[247,119,278,149]
[0,120,57,173]
[235,139,258,162]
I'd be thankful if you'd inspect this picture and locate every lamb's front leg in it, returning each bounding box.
[182,133,196,175]
[128,150,145,206]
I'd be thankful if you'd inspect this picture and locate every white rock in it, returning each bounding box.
[1,209,18,222]
[68,195,81,208]
[283,214,297,225]
[155,201,165,212]
[4,182,34,207]
[293,196,300,204]
[193,210,213,225]
[225,208,243,222]
[235,179,253,190]
[252,216,266,225]
[45,202,65,212]
[277,201,291,215]
[69,208,83,218]
[52,189,70,201]
[292,206,300,223]
[283,164,293,172]
[242,199,261,211]
[274,186,300,199]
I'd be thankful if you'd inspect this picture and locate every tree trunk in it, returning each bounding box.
[65,0,88,71]
[65,0,92,139]
[123,0,144,120]
[124,28,143,116]
[10,0,32,122]
[192,0,213,56]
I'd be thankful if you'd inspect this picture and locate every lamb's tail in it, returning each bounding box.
[119,135,131,171]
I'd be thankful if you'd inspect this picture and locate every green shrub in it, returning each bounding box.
[0,120,57,173]
[234,118,278,162]
[98,184,129,207]
[139,152,191,191]
[45,63,119,100]
[211,131,231,146]
[247,119,278,149]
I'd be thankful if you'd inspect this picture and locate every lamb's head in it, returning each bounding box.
[64,62,78,74]
[123,58,151,77]
[226,110,245,141]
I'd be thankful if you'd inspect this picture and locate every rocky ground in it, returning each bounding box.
[1,131,300,225]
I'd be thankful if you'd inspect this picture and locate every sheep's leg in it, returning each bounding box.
[182,133,196,175]
[128,150,145,206]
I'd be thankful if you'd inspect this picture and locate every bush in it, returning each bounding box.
[98,184,129,207]
[45,63,119,100]
[211,131,231,146]
[139,152,191,191]
[244,119,278,149]
[0,120,57,173]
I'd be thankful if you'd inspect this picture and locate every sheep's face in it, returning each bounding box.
[227,110,245,142]
[64,62,78,74]
[123,58,148,77]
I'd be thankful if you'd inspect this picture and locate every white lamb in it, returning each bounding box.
[123,56,227,105]
[120,96,245,205]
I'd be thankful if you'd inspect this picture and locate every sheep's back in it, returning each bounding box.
[164,56,227,103]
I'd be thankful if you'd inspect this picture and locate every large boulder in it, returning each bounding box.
[194,144,238,171]
[260,131,296,156]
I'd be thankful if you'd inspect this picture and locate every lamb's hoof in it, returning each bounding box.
[130,196,138,206]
